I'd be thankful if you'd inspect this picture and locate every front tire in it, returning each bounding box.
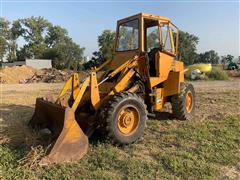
[171,83,195,120]
[102,92,148,145]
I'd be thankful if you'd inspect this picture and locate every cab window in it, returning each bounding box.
[146,26,160,52]
[161,25,173,53]
[116,19,139,51]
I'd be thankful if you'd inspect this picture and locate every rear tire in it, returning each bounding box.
[101,92,148,145]
[171,83,195,120]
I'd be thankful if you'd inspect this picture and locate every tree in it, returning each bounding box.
[6,20,23,62]
[42,25,85,70]
[7,40,18,62]
[221,54,234,66]
[98,30,115,60]
[45,25,68,48]
[225,54,234,63]
[14,16,51,59]
[54,38,85,70]
[0,18,19,62]
[8,16,86,69]
[0,18,10,61]
[196,50,220,64]
[177,31,199,65]
[85,30,115,69]
[84,51,103,69]
[43,36,85,70]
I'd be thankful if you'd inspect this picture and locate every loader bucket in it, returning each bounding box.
[29,98,88,165]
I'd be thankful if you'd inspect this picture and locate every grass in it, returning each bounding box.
[206,67,229,80]
[185,66,230,81]
[1,115,239,179]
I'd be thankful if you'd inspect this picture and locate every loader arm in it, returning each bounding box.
[57,72,100,111]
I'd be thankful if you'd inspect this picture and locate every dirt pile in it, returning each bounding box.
[0,65,36,84]
[20,68,73,83]
[0,66,88,84]
[227,70,240,77]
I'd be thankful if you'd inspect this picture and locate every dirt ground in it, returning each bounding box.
[1,78,240,143]
[1,78,239,117]
[0,78,240,179]
[189,79,240,120]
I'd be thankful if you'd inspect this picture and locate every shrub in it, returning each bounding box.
[235,69,240,77]
[206,67,229,80]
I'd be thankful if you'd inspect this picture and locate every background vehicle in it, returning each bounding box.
[228,62,239,70]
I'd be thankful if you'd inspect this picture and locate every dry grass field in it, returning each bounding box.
[1,79,240,179]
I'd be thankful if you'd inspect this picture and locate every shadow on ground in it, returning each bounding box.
[1,104,33,144]
[149,111,173,121]
[0,103,176,155]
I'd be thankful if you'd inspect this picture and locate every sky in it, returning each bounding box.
[1,0,239,58]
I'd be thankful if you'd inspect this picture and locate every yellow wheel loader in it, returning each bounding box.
[29,13,195,165]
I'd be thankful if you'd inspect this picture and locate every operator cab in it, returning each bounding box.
[144,18,178,76]
[112,13,179,78]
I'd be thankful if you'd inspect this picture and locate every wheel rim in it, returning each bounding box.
[117,105,140,135]
[185,91,193,113]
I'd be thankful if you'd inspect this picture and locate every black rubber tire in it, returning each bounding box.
[171,83,195,120]
[101,92,148,145]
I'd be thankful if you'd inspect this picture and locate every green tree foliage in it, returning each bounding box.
[0,18,19,62]
[221,54,234,66]
[84,51,104,69]
[196,50,220,64]
[84,30,115,69]
[7,40,18,62]
[45,25,68,47]
[43,25,85,70]
[3,16,85,69]
[98,30,115,60]
[7,20,23,62]
[0,18,10,61]
[225,54,234,63]
[177,31,199,65]
[43,37,85,70]
[14,16,51,59]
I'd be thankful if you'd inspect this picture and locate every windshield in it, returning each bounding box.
[116,19,139,51]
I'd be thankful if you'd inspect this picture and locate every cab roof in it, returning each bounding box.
[117,12,171,24]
